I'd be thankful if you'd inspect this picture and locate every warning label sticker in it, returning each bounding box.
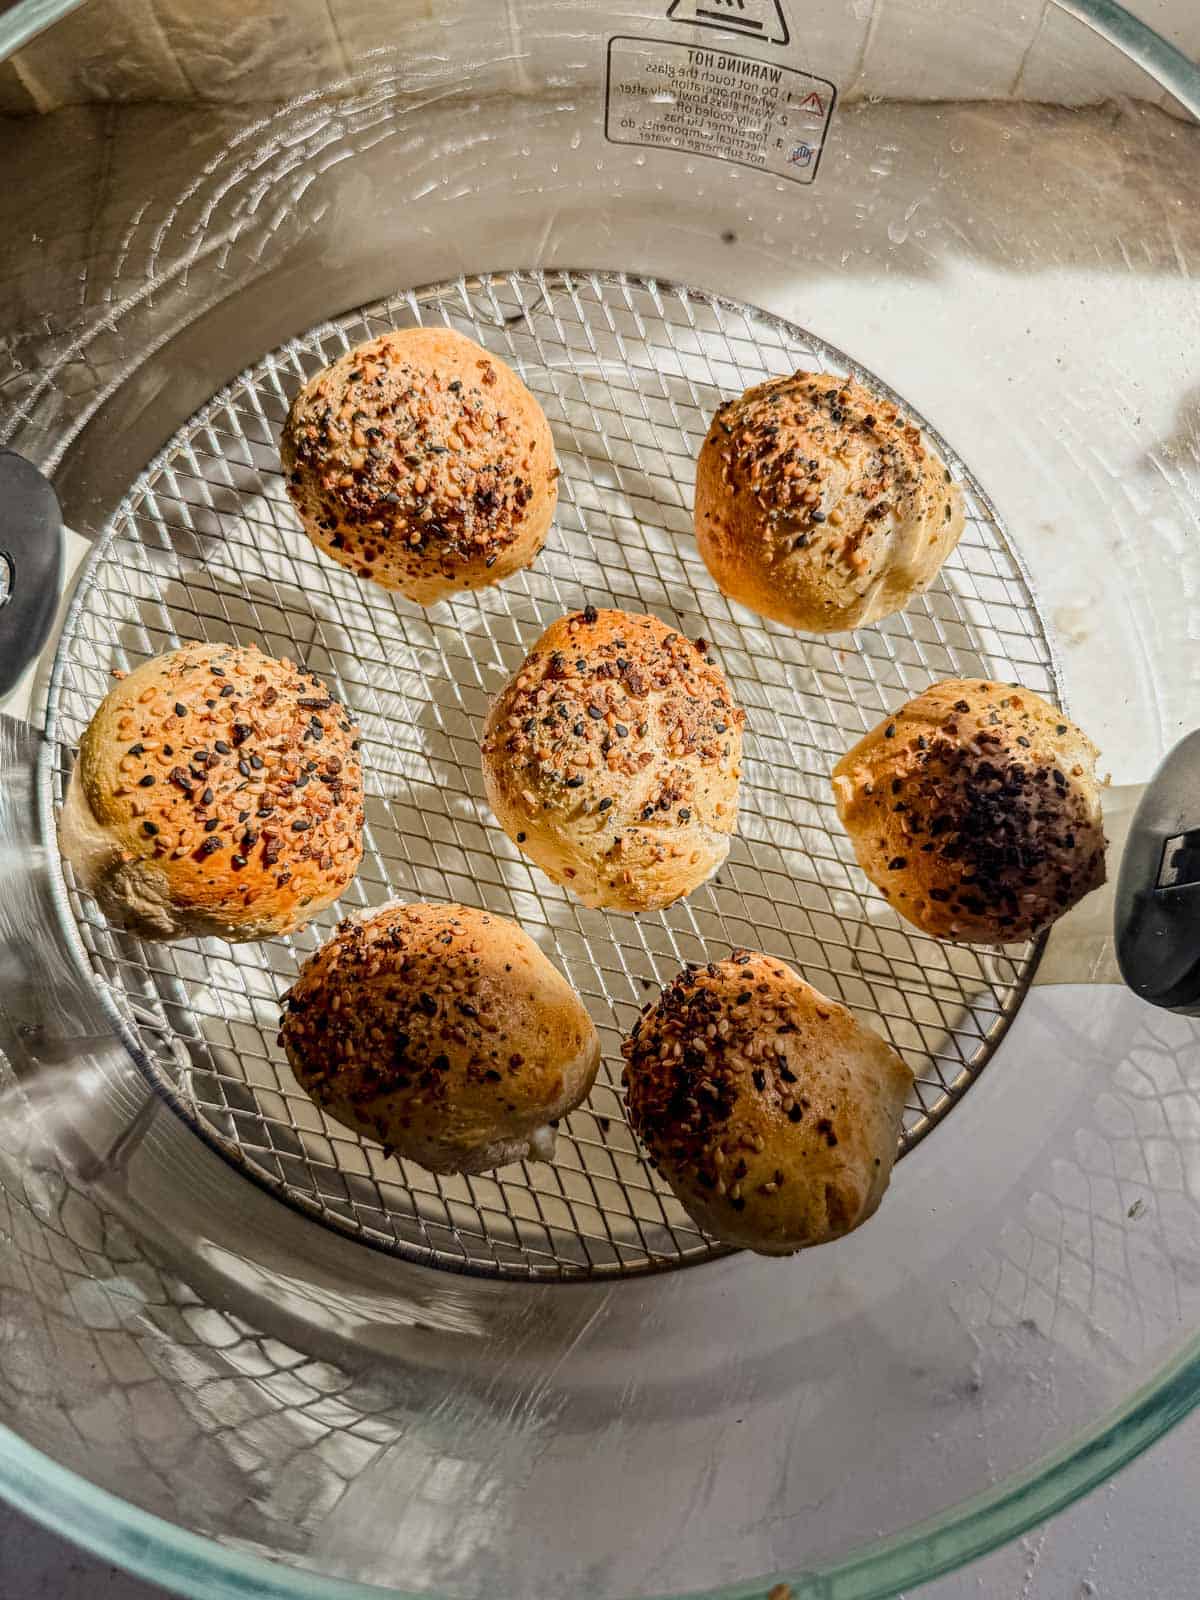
[605,37,835,186]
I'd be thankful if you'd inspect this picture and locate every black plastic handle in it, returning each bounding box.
[0,449,63,700]
[1115,729,1200,1015]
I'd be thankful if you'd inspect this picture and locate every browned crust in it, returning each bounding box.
[622,951,912,1254]
[62,641,363,941]
[282,327,557,604]
[695,370,963,632]
[280,902,600,1174]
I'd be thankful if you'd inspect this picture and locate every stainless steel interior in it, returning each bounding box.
[45,269,1053,1280]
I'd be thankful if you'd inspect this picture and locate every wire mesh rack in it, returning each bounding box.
[43,269,1056,1281]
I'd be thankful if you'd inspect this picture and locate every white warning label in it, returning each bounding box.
[605,36,835,186]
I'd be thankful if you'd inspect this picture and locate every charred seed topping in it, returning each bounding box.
[835,681,1105,940]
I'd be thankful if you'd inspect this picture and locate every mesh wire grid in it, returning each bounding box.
[44,270,1056,1282]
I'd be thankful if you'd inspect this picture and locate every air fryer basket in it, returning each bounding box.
[1,2,1199,1597]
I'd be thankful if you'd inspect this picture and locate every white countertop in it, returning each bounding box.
[3,1401,1198,1598]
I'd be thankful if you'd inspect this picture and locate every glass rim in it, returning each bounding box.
[1,0,1198,1593]
[0,1333,1197,1600]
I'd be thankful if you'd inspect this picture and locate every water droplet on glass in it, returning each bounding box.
[950,137,965,153]
[570,130,582,149]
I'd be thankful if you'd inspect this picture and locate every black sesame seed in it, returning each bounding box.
[598,797,613,812]
[516,831,527,843]
[566,775,584,788]
[174,704,187,719]
[127,744,145,757]
[214,740,231,755]
[139,773,155,787]
[202,787,214,805]
[204,818,219,833]
[292,819,311,832]
[587,705,603,720]
[142,821,159,836]
[885,724,896,739]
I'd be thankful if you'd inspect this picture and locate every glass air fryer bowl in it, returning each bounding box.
[1,0,1199,1596]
